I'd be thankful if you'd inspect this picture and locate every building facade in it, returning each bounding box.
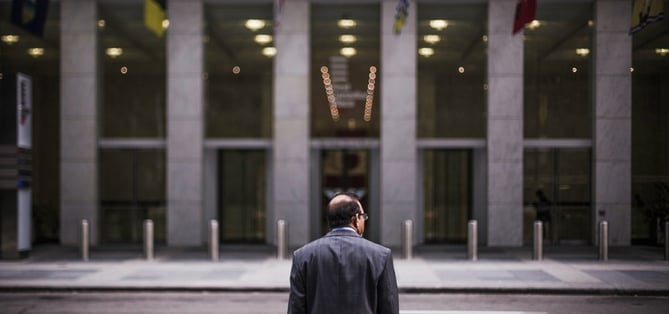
[1,0,667,251]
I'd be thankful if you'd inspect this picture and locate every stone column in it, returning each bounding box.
[272,0,310,247]
[167,0,204,246]
[380,0,417,248]
[486,0,524,246]
[593,0,631,246]
[60,0,98,245]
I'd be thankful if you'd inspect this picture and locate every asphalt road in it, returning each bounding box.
[0,292,668,314]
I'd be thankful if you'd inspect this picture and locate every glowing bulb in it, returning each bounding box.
[262,47,276,57]
[339,35,357,44]
[245,19,266,31]
[418,47,434,57]
[106,47,123,58]
[27,48,44,57]
[337,19,356,29]
[423,35,440,44]
[254,34,273,44]
[429,20,448,30]
[340,47,356,57]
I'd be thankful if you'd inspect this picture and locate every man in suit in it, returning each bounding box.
[287,192,399,314]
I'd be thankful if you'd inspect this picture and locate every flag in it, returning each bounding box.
[512,0,536,35]
[630,0,664,34]
[10,0,49,37]
[144,0,166,37]
[393,0,410,35]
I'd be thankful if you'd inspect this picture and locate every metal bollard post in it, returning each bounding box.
[665,222,668,261]
[81,219,89,261]
[210,220,219,261]
[533,221,543,261]
[277,220,287,260]
[599,221,608,261]
[402,220,413,260]
[144,219,154,260]
[468,220,477,261]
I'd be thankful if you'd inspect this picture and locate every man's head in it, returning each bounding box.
[327,192,366,235]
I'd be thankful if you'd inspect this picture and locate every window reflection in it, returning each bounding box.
[204,4,273,138]
[417,3,487,138]
[631,12,669,245]
[311,4,380,138]
[100,1,166,138]
[524,3,592,139]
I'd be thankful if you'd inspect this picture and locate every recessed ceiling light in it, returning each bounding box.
[106,47,123,58]
[575,48,590,57]
[527,20,541,30]
[254,34,273,45]
[27,48,44,57]
[162,19,169,30]
[423,35,440,44]
[418,47,434,57]
[656,48,669,56]
[97,20,106,28]
[338,19,356,29]
[339,35,356,44]
[1,35,19,45]
[429,20,448,31]
[262,46,277,57]
[245,19,266,31]
[340,47,356,57]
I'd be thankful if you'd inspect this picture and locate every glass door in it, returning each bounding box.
[423,149,472,244]
[218,150,266,244]
[99,149,166,244]
[320,149,370,237]
[524,148,592,245]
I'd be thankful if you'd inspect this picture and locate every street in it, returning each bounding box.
[0,292,668,314]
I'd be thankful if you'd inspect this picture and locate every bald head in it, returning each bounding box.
[326,192,361,229]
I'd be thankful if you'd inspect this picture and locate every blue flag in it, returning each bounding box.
[10,0,50,37]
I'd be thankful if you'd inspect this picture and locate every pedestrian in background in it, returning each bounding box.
[287,192,399,314]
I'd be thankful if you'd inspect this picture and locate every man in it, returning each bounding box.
[287,192,399,314]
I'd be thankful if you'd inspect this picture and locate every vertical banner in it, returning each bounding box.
[10,0,50,37]
[17,73,32,149]
[16,73,32,252]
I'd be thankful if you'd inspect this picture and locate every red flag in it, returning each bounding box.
[513,0,536,34]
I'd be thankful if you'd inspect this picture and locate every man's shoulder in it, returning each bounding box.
[358,237,392,255]
[294,235,391,256]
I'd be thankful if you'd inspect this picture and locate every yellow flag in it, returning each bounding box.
[145,0,166,37]
[630,0,665,34]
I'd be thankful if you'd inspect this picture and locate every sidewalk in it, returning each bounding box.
[1,245,668,295]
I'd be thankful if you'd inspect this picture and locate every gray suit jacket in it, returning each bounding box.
[288,228,399,314]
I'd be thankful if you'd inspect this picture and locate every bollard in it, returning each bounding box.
[665,222,668,261]
[277,220,287,260]
[144,219,154,260]
[533,221,543,261]
[599,221,608,261]
[81,219,89,261]
[468,220,477,261]
[210,220,219,261]
[402,220,413,260]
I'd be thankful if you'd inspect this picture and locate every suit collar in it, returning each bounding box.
[326,227,361,237]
